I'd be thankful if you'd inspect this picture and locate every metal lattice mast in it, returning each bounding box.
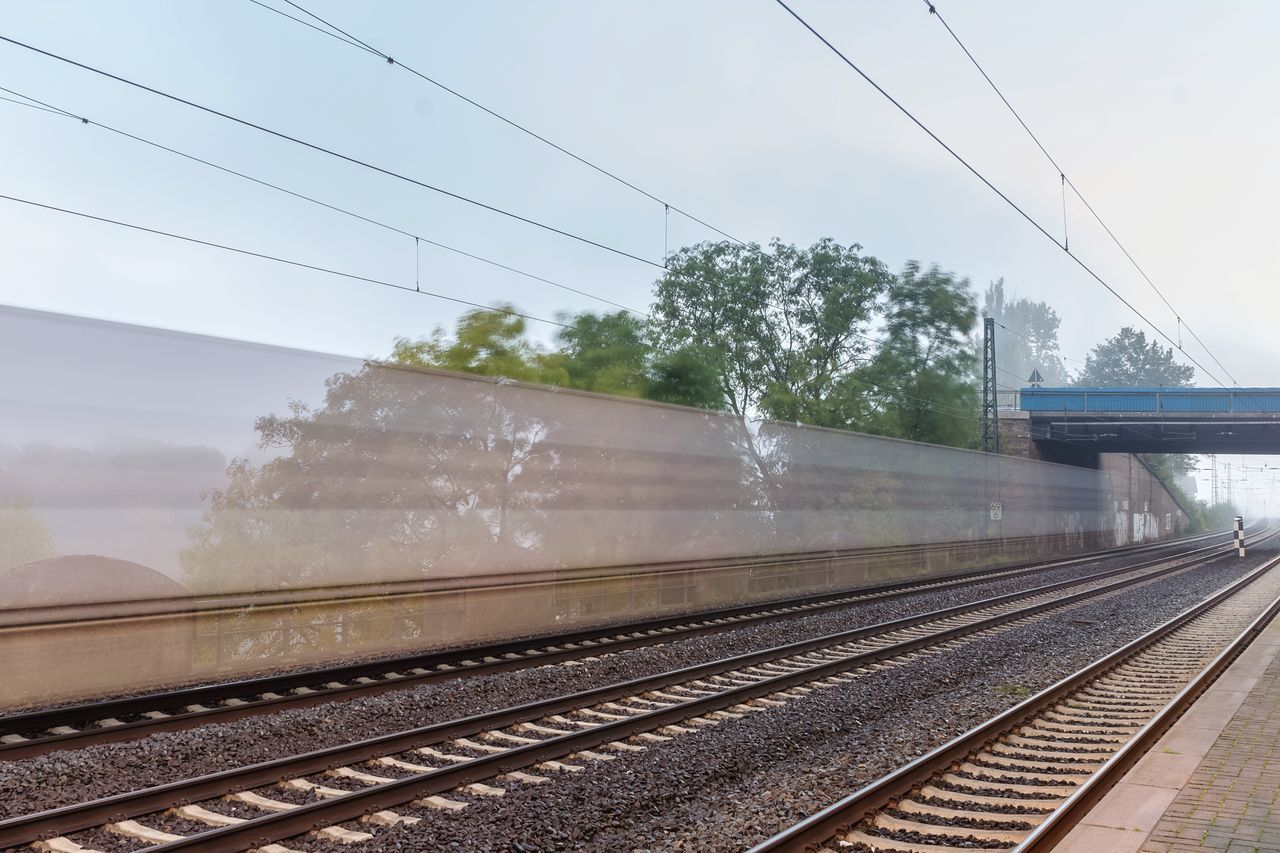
[982,317,998,454]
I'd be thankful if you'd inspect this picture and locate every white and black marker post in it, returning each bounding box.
[1235,516,1245,557]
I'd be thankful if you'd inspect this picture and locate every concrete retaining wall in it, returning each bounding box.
[0,531,1120,708]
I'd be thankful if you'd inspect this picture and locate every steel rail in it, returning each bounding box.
[746,552,1280,852]
[1016,563,1280,849]
[1,529,1262,850]
[0,527,1239,760]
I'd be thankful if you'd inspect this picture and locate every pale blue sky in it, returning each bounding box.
[2,0,1279,502]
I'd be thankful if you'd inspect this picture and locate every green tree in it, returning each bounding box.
[647,348,725,410]
[393,306,724,412]
[650,238,893,425]
[1143,452,1198,510]
[390,305,567,386]
[549,311,651,397]
[552,311,724,409]
[983,279,1068,387]
[858,262,980,446]
[1074,327,1195,387]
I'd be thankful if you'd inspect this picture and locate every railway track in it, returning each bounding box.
[749,551,1280,852]
[0,527,1244,761]
[2,529,1265,852]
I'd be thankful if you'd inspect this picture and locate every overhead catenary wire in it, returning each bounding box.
[0,192,575,330]
[249,0,747,247]
[0,92,67,117]
[11,82,867,343]
[920,0,1240,387]
[1,33,819,331]
[988,319,1089,369]
[0,85,647,316]
[0,33,693,275]
[771,0,1232,392]
[245,0,381,57]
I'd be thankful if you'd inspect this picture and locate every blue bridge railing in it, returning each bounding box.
[1019,387,1280,414]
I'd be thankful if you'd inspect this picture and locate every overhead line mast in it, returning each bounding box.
[981,317,998,454]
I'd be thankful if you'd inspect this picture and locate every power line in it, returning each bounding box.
[0,192,574,330]
[0,34,687,274]
[994,364,1031,384]
[245,0,380,57]
[859,377,978,421]
[771,1,1230,390]
[852,375,981,423]
[920,0,1239,387]
[988,319,1088,369]
[0,92,67,116]
[247,0,747,248]
[6,82,855,336]
[0,85,646,316]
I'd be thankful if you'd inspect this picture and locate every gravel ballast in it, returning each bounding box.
[309,547,1275,851]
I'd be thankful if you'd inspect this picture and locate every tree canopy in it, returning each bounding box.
[390,305,567,386]
[387,239,982,450]
[983,279,1068,387]
[858,261,979,446]
[650,238,892,424]
[1074,326,1195,387]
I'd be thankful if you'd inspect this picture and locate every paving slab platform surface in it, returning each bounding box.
[1055,609,1280,852]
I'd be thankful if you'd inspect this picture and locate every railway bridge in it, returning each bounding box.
[1018,387,1280,454]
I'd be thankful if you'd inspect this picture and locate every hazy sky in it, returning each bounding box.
[2,1,1278,504]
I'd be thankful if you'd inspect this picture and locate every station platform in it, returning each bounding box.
[1057,610,1280,851]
